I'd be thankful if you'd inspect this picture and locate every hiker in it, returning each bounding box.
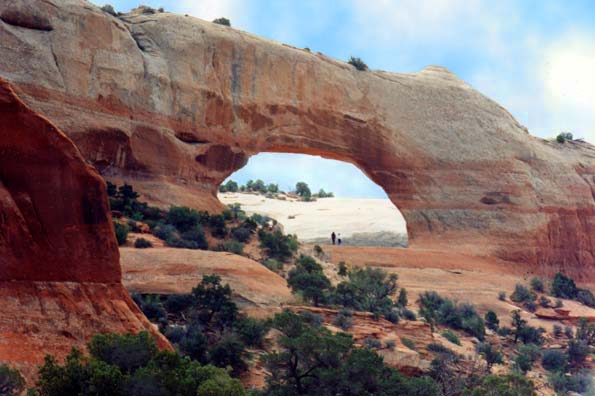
[331,232,336,245]
[337,234,342,245]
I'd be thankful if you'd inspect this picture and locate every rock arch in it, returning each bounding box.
[0,0,594,280]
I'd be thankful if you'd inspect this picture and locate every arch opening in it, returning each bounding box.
[217,152,408,248]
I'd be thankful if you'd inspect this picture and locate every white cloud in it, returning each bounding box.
[540,35,595,141]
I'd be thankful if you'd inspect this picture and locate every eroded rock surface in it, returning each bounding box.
[0,0,594,279]
[0,77,167,379]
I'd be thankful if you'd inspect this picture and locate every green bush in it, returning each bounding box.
[538,295,550,308]
[0,364,25,396]
[553,324,563,338]
[295,181,311,199]
[287,255,331,306]
[208,335,247,375]
[476,342,504,370]
[180,225,209,250]
[332,267,398,319]
[398,288,408,307]
[576,289,595,307]
[510,284,536,303]
[166,206,200,232]
[333,309,353,330]
[567,339,590,368]
[442,330,461,345]
[498,291,506,301]
[208,214,227,238]
[514,343,541,374]
[556,132,573,143]
[231,226,251,242]
[551,272,578,299]
[219,180,238,192]
[530,277,544,292]
[337,261,348,276]
[364,337,382,350]
[484,310,499,331]
[348,56,368,71]
[235,317,270,348]
[152,223,176,241]
[216,241,244,255]
[258,230,298,261]
[34,332,246,396]
[401,337,416,350]
[133,237,152,248]
[427,343,454,356]
[263,258,283,272]
[541,349,566,372]
[468,374,535,396]
[402,308,417,320]
[114,222,129,245]
[212,17,231,26]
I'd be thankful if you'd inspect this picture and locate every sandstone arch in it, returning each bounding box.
[0,0,594,280]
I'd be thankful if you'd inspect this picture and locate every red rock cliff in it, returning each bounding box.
[0,77,167,379]
[0,0,594,279]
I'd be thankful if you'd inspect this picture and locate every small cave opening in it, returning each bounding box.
[217,152,408,248]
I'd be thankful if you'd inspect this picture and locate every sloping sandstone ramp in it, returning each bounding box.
[0,0,594,279]
[0,77,167,380]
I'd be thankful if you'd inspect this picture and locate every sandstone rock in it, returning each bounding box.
[0,77,167,381]
[120,247,293,309]
[1,0,593,278]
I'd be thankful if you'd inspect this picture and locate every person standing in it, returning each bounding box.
[331,232,336,245]
[337,233,342,245]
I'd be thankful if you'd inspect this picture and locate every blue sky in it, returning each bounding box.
[97,0,595,198]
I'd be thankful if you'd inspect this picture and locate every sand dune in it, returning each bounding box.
[219,193,408,246]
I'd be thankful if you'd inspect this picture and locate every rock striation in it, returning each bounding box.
[0,77,168,379]
[0,0,594,281]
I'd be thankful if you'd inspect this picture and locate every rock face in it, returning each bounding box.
[0,77,167,379]
[1,0,595,279]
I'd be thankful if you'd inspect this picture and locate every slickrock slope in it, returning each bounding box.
[1,0,594,279]
[121,247,293,308]
[0,78,167,379]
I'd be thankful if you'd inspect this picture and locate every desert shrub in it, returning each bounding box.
[235,317,270,348]
[316,188,334,198]
[549,369,593,395]
[263,259,283,272]
[442,330,461,345]
[127,219,141,232]
[258,230,298,261]
[313,244,323,256]
[219,179,238,192]
[299,310,323,327]
[348,56,368,71]
[337,261,348,276]
[216,241,244,255]
[133,237,152,248]
[476,342,504,370]
[576,289,595,307]
[510,310,544,344]
[523,300,537,312]
[428,343,454,355]
[212,17,231,26]
[510,284,536,303]
[114,222,129,245]
[166,206,200,232]
[333,309,353,330]
[332,267,398,318]
[208,334,247,375]
[166,236,201,249]
[553,324,563,338]
[530,277,544,292]
[556,132,573,143]
[100,4,117,16]
[0,364,25,396]
[208,214,227,238]
[192,275,238,329]
[164,294,194,314]
[401,337,416,350]
[295,181,311,199]
[402,308,417,320]
[250,213,270,226]
[468,374,535,396]
[384,309,400,324]
[484,310,499,331]
[567,339,590,368]
[514,343,541,374]
[152,223,176,241]
[551,272,578,299]
[287,255,331,306]
[35,332,246,396]
[554,298,564,308]
[179,226,209,250]
[164,326,185,343]
[497,327,510,337]
[565,326,574,339]
[418,291,485,340]
[541,349,567,372]
[139,298,166,322]
[231,226,251,242]
[364,337,382,350]
[398,288,408,307]
[576,317,595,345]
[498,291,506,301]
[538,295,550,308]
[385,339,396,350]
[267,183,279,193]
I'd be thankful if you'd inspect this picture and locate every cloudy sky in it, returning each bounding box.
[99,0,595,198]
